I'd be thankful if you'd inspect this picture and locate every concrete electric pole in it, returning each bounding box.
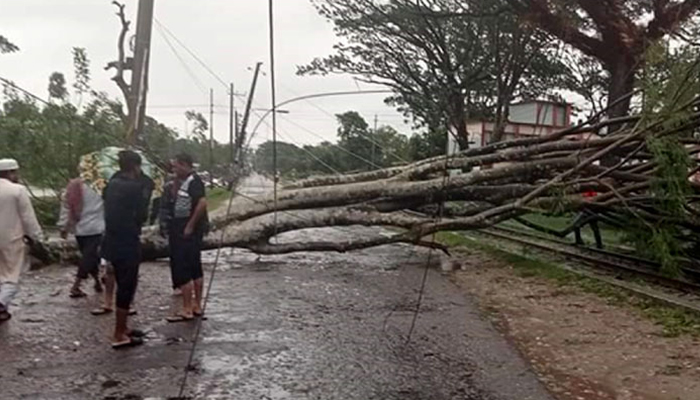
[128,0,155,145]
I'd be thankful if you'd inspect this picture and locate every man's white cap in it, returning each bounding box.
[0,159,19,172]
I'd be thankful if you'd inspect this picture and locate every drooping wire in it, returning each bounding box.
[405,126,451,345]
[176,175,239,398]
[154,17,229,90]
[154,23,209,95]
[269,0,280,243]
[277,86,409,164]
[280,116,383,169]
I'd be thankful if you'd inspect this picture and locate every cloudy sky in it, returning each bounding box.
[0,0,413,148]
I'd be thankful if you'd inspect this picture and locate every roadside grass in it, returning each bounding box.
[499,213,627,247]
[207,187,231,211]
[437,231,700,338]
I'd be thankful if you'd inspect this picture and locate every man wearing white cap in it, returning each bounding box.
[0,158,43,323]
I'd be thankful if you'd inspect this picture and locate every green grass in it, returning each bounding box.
[33,196,61,227]
[438,231,700,338]
[206,187,231,211]
[499,213,628,247]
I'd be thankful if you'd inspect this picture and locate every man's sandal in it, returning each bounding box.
[90,307,113,316]
[166,314,195,323]
[111,336,144,350]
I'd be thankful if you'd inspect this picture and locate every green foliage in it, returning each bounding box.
[33,197,61,228]
[622,136,692,277]
[648,137,692,218]
[254,110,423,178]
[48,72,68,101]
[613,42,700,277]
[184,110,209,142]
[0,49,231,202]
[302,0,569,144]
[408,129,447,161]
[640,42,700,119]
[0,35,18,54]
[71,47,91,97]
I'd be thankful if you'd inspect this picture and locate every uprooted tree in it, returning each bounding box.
[37,1,700,279]
[47,70,700,276]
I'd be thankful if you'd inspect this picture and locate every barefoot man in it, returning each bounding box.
[101,151,153,348]
[0,159,43,324]
[58,177,105,298]
[166,153,208,323]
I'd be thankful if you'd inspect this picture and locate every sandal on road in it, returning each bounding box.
[69,288,87,298]
[111,336,144,350]
[0,311,11,324]
[91,307,113,316]
[166,314,194,323]
[91,308,137,316]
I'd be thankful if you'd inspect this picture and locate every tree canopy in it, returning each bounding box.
[301,0,569,148]
[507,0,700,120]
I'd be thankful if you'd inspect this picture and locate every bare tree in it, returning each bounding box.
[104,1,133,125]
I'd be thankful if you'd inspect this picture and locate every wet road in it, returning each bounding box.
[0,227,552,400]
[1,177,552,399]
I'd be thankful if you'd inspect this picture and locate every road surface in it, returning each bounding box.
[1,176,552,399]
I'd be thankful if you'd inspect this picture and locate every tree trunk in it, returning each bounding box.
[606,54,637,125]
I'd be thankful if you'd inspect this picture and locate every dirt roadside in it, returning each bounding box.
[449,245,700,400]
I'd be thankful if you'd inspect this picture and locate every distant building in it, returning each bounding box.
[450,100,574,154]
[447,100,585,173]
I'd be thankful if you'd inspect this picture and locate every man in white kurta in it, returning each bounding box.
[0,159,43,323]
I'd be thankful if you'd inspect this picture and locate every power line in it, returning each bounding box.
[154,23,208,95]
[154,17,230,90]
[280,115,382,169]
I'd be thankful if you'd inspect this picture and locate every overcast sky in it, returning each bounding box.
[0,0,413,148]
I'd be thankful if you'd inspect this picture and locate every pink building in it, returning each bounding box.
[465,100,573,149]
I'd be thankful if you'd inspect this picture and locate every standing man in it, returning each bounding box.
[166,153,208,322]
[158,171,181,295]
[58,177,105,298]
[0,159,43,323]
[102,151,153,348]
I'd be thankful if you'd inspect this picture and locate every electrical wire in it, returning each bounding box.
[154,17,229,90]
[154,24,209,95]
[278,86,409,164]
[280,115,383,169]
[269,0,280,244]
[176,174,237,398]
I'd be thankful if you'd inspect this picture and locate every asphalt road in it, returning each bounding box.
[1,175,552,399]
[0,225,552,400]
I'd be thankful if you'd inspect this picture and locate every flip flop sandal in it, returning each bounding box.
[69,289,87,299]
[166,314,195,323]
[129,309,138,316]
[0,311,11,323]
[128,329,147,338]
[91,307,113,316]
[111,336,144,350]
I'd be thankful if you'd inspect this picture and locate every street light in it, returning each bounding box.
[246,89,392,148]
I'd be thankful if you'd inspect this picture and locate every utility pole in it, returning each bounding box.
[237,62,263,157]
[372,114,378,170]
[229,83,235,165]
[234,111,240,163]
[209,88,214,185]
[128,0,155,145]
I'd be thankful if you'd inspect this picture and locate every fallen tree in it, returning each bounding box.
[39,88,700,276]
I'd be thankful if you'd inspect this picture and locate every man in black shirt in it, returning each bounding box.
[102,150,153,348]
[166,153,208,322]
